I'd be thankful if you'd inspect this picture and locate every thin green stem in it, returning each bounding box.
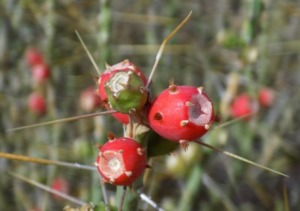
[118,186,127,211]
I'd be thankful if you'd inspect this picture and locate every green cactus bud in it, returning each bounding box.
[105,70,147,113]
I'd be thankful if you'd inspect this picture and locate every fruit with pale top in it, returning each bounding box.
[96,136,147,186]
[148,83,214,144]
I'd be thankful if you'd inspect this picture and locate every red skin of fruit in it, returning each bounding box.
[148,86,214,142]
[96,137,147,186]
[230,93,255,118]
[25,48,44,67]
[80,87,102,112]
[28,93,47,115]
[98,60,146,124]
[258,88,274,107]
[32,63,50,85]
[104,104,130,124]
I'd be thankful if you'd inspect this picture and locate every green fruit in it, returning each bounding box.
[105,70,147,113]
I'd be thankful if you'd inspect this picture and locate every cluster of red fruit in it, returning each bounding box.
[95,60,215,186]
[230,87,275,119]
[25,48,50,116]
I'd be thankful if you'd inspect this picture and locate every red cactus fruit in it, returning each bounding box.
[28,92,47,115]
[51,177,70,200]
[105,70,147,113]
[79,87,101,112]
[98,60,147,102]
[25,47,44,67]
[230,93,256,118]
[258,87,274,107]
[148,84,214,144]
[98,60,147,124]
[32,63,50,85]
[96,137,147,186]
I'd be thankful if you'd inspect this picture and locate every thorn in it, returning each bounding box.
[179,140,189,151]
[185,101,194,106]
[119,82,129,89]
[93,77,99,84]
[137,148,144,156]
[105,62,111,70]
[125,171,132,177]
[109,178,115,184]
[145,11,192,89]
[113,93,118,98]
[205,123,212,130]
[180,120,189,126]
[197,86,204,94]
[107,132,115,141]
[168,80,177,92]
[140,87,145,93]
[129,108,137,114]
[128,65,135,71]
[122,59,129,65]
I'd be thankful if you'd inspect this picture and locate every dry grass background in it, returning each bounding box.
[1,0,300,210]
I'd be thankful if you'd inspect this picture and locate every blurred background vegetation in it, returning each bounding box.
[1,0,300,210]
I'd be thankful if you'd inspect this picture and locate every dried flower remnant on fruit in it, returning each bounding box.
[105,70,147,113]
[98,60,147,123]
